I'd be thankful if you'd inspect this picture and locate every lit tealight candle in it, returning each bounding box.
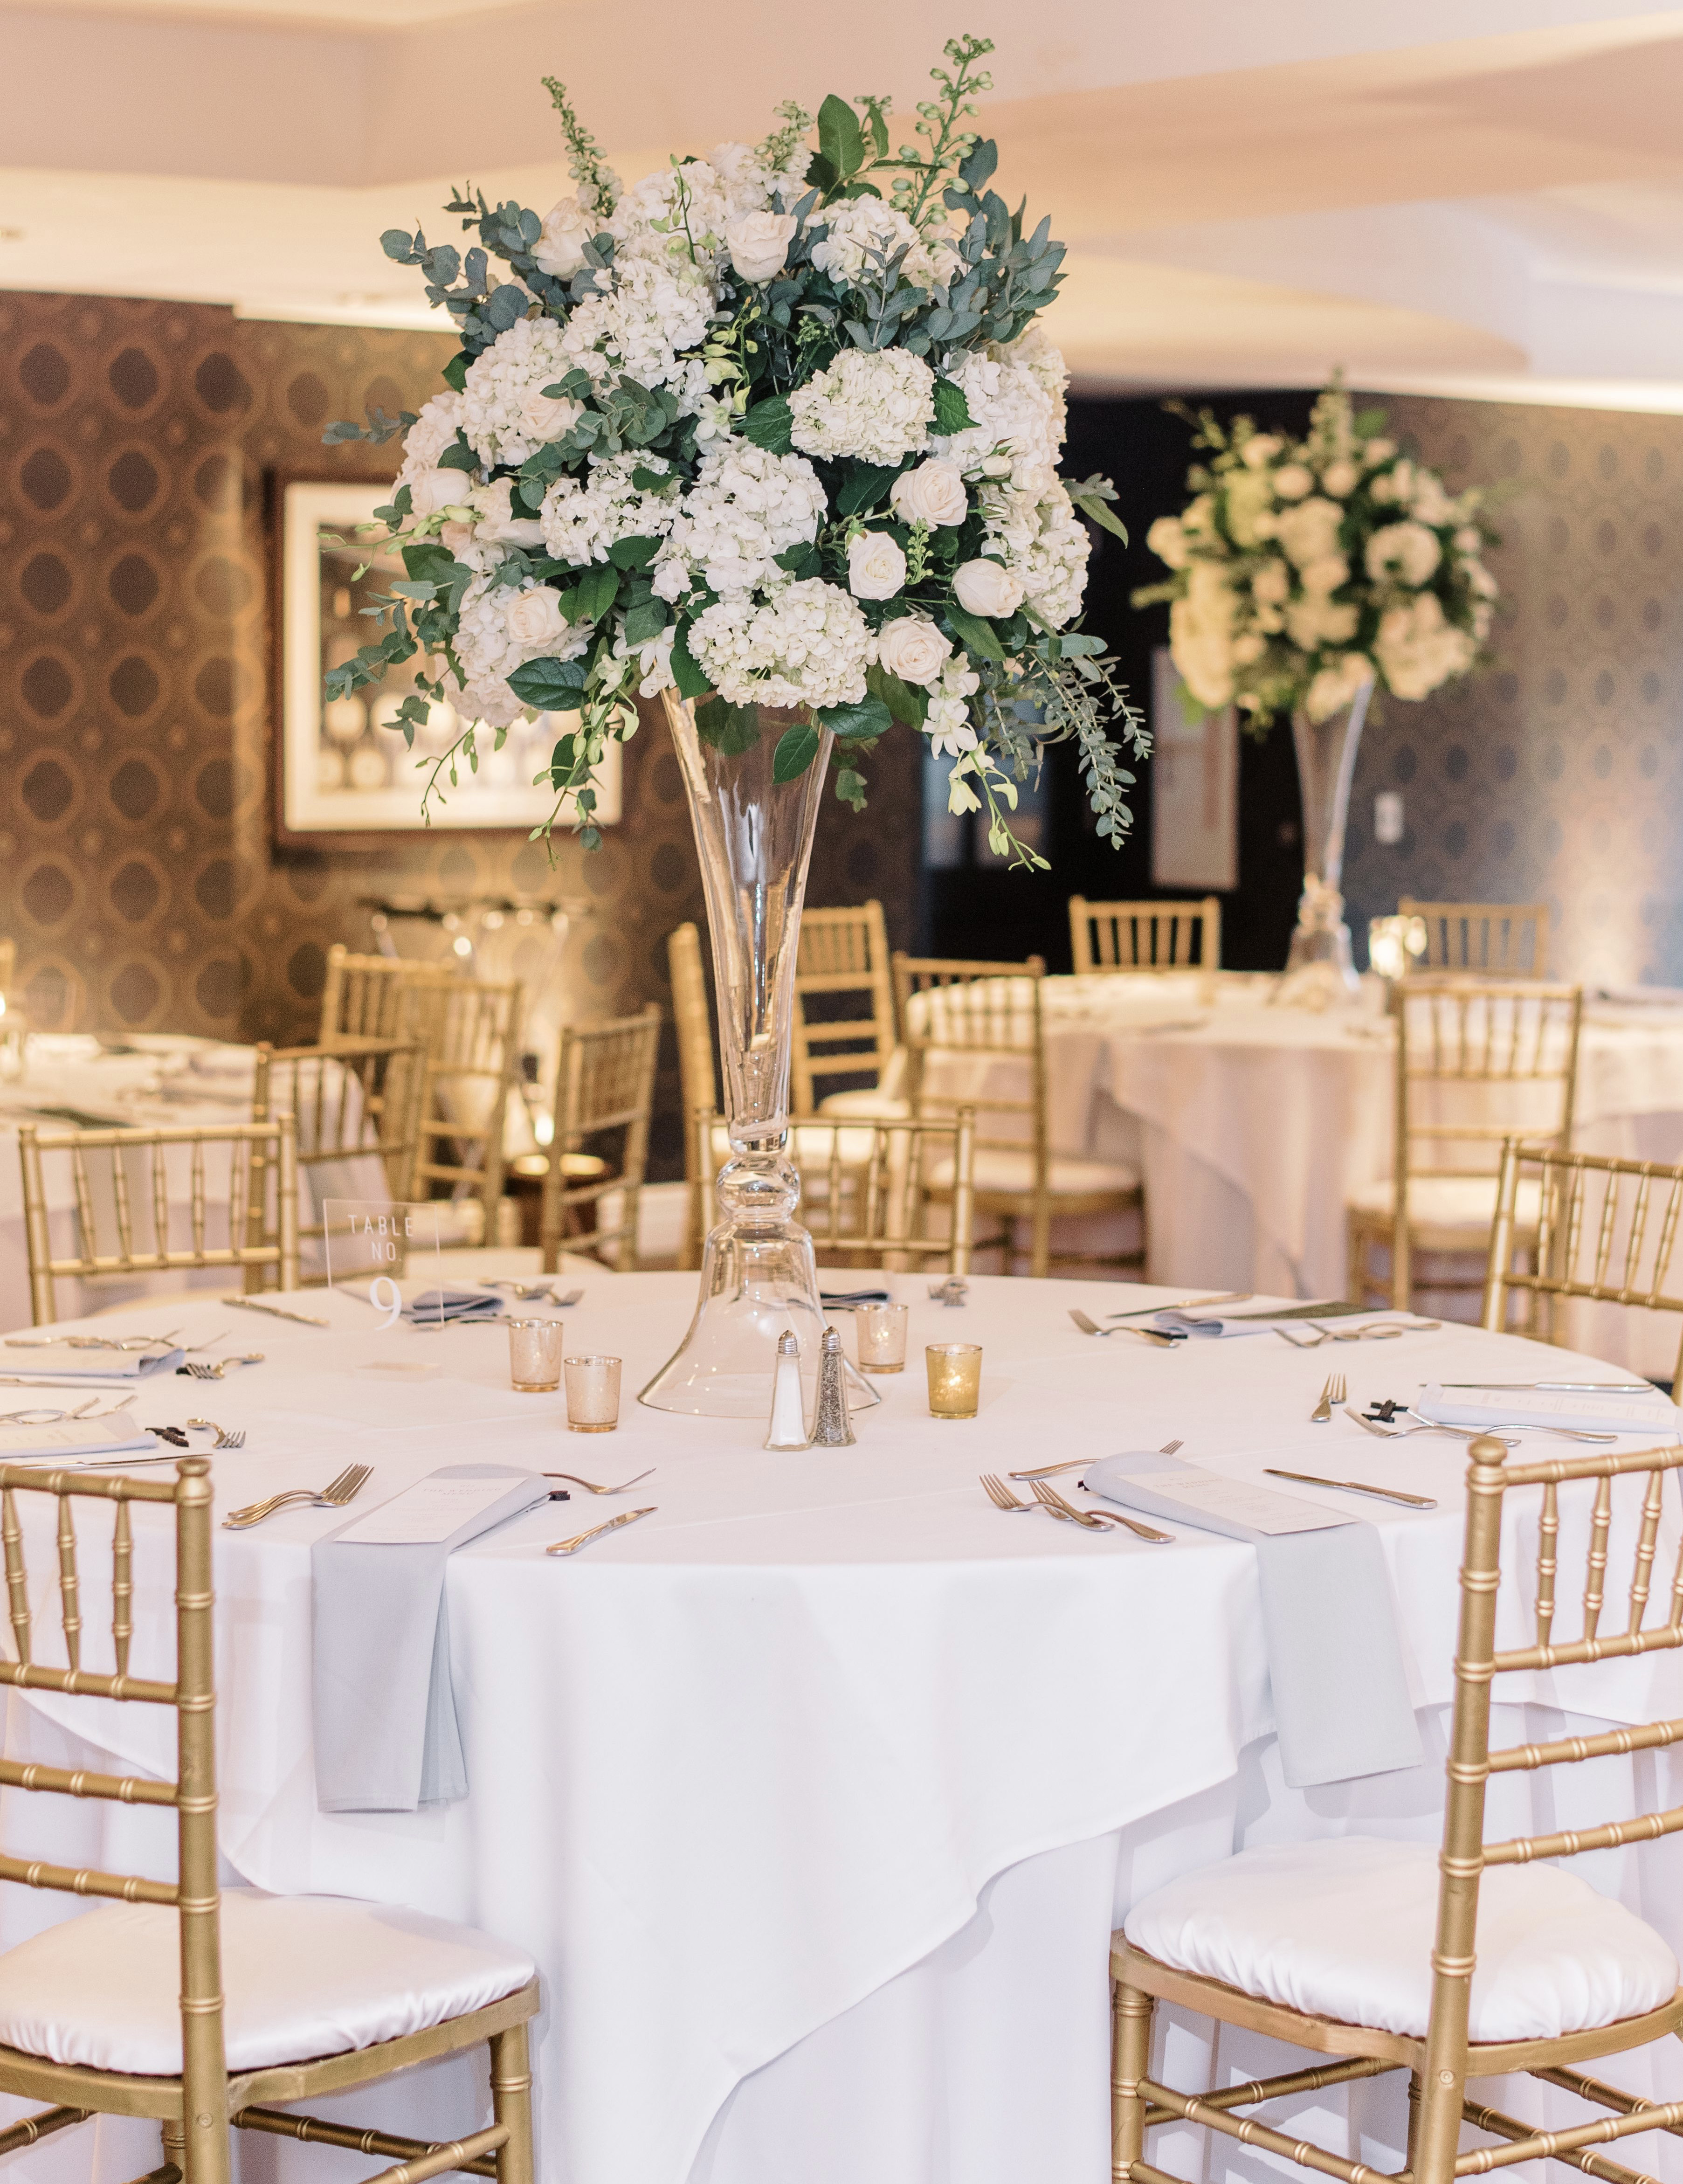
[925,1341,982,1420]
[565,1354,622,1433]
[857,1301,910,1374]
[508,1316,564,1393]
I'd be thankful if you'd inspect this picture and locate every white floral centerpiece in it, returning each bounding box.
[1135,381,1499,1000]
[1135,381,1497,727]
[324,35,1146,870]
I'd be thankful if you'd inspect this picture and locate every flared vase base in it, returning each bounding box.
[1277,922,1362,1011]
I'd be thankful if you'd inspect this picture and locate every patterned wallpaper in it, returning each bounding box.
[1342,390,1683,987]
[0,291,919,1169]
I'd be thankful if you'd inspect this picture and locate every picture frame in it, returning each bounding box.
[268,475,622,847]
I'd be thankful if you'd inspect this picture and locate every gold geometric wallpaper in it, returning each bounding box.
[0,291,920,1167]
[1343,390,1683,988]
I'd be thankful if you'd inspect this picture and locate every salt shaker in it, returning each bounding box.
[809,1326,856,1447]
[764,1330,810,1450]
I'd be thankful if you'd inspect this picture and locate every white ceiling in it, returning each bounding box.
[11,0,1683,405]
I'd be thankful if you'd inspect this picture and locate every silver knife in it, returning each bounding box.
[1106,1291,1250,1320]
[1435,1382,1653,1394]
[1264,1467,1438,1509]
[545,1505,656,1557]
[225,1297,331,1328]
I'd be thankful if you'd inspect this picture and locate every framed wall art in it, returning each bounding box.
[269,477,621,846]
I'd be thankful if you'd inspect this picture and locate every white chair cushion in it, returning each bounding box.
[1123,1837,1677,2043]
[930,1149,1141,1197]
[814,1091,912,1122]
[1347,1176,1542,1232]
[0,1887,535,2075]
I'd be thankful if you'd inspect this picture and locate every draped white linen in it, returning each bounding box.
[0,1274,1679,2184]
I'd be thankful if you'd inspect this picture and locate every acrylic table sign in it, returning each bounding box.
[322,1199,445,1329]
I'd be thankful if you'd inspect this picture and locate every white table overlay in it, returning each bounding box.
[1,1274,1682,2184]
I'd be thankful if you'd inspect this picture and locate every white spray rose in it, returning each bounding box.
[848,531,907,601]
[890,459,968,528]
[725,210,798,283]
[953,558,1024,618]
[1365,521,1442,587]
[876,615,952,686]
[1273,463,1314,501]
[533,196,595,279]
[407,468,470,518]
[504,587,569,650]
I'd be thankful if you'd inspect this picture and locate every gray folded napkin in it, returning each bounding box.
[0,1417,161,1462]
[400,1286,505,1327]
[311,1464,549,1813]
[1416,1383,1679,1436]
[1085,1451,1423,1789]
[1150,1302,1406,1340]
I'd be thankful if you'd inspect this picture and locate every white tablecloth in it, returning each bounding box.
[939,975,1683,1375]
[3,1274,1683,2184]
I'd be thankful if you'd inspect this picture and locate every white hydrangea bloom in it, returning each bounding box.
[397,391,465,491]
[977,471,1089,627]
[789,349,935,466]
[539,451,680,567]
[690,579,872,710]
[923,657,981,759]
[659,442,827,598]
[809,198,954,290]
[1272,497,1345,571]
[1284,593,1359,651]
[933,333,1065,480]
[609,146,788,273]
[1169,561,1239,708]
[454,573,587,727]
[556,254,714,394]
[1374,592,1475,701]
[461,318,577,468]
[1304,651,1373,723]
[1365,520,1442,588]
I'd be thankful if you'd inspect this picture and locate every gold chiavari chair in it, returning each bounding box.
[668,923,719,1272]
[17,1119,300,1326]
[693,1106,977,1274]
[1112,1429,1683,2184]
[251,1041,427,1283]
[1400,898,1552,979]
[1483,1139,1683,1393]
[409,974,525,1233]
[0,1453,539,2184]
[317,946,432,1045]
[0,939,14,996]
[1348,978,1583,1313]
[1069,895,1221,981]
[893,953,1144,1281]
[539,1005,662,1273]
[793,900,905,1120]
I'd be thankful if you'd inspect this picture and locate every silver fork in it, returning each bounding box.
[1311,1372,1346,1423]
[186,1417,246,1450]
[222,1463,370,1529]
[1031,1479,1175,1543]
[980,1472,1034,1512]
[543,1468,655,1495]
[1010,1438,1183,1482]
[1344,1406,1517,1448]
[183,1355,264,1381]
[1068,1309,1177,1348]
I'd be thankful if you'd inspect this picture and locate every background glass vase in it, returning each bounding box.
[641,692,880,1419]
[1278,675,1375,1006]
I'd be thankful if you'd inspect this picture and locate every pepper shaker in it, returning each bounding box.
[809,1326,856,1447]
[764,1330,810,1450]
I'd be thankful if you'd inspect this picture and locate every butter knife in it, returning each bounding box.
[225,1297,331,1327]
[1264,1467,1437,1509]
[545,1505,656,1557]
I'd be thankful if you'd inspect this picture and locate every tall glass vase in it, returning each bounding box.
[641,690,875,1417]
[1276,674,1375,1007]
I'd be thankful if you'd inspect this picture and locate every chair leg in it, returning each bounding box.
[1111,1979,1153,2184]
[1405,2069,1424,2171]
[490,2022,535,2184]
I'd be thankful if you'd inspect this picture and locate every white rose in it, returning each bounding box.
[876,615,952,686]
[953,558,1024,619]
[1146,515,1188,570]
[1273,463,1313,501]
[504,587,568,650]
[472,478,546,546]
[519,383,582,444]
[533,196,595,280]
[725,210,798,284]
[1366,521,1442,587]
[890,459,968,528]
[1363,437,1397,467]
[438,520,476,556]
[848,530,907,601]
[1320,459,1358,498]
[407,468,471,518]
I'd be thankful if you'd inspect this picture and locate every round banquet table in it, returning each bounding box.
[5,1272,1683,2184]
[939,974,1683,1377]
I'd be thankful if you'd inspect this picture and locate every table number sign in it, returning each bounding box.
[322,1199,445,1328]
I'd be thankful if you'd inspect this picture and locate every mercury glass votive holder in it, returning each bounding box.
[925,1342,982,1420]
[565,1354,622,1432]
[857,1301,910,1374]
[508,1316,565,1393]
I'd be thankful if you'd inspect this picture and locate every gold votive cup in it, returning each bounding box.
[565,1354,622,1432]
[925,1341,982,1419]
[857,1301,910,1374]
[508,1316,565,1393]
